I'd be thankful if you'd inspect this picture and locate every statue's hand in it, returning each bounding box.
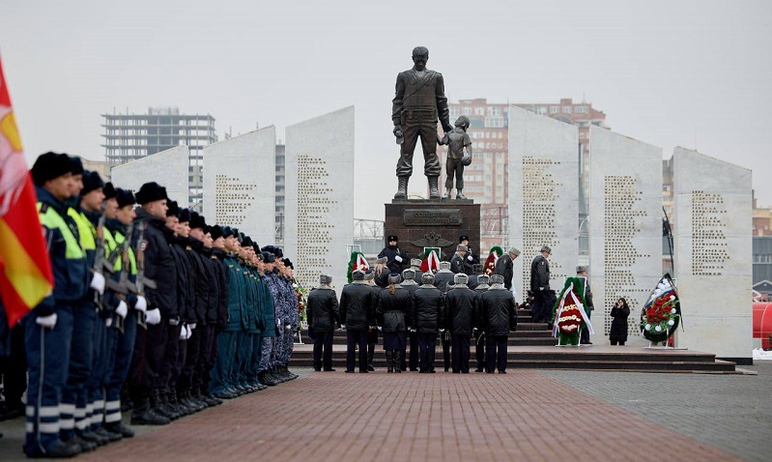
[393,125,403,138]
[443,123,453,133]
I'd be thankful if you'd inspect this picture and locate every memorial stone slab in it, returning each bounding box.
[285,106,355,294]
[673,147,752,361]
[508,105,579,299]
[588,126,663,340]
[111,145,189,206]
[202,127,276,242]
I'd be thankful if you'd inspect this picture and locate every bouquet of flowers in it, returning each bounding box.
[640,274,680,343]
[294,281,308,325]
[484,246,503,276]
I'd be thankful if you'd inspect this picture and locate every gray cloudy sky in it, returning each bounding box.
[2,0,771,220]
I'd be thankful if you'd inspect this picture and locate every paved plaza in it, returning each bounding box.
[1,364,769,462]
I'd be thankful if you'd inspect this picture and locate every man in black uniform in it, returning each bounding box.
[433,261,455,371]
[339,270,377,373]
[480,274,517,374]
[577,266,594,345]
[530,245,553,324]
[400,268,420,371]
[472,273,490,372]
[444,273,477,373]
[412,273,443,373]
[459,235,479,275]
[495,247,520,294]
[449,244,471,275]
[378,235,406,275]
[130,182,173,426]
[307,274,339,371]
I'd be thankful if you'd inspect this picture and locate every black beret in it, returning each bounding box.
[189,211,206,229]
[68,156,84,175]
[30,152,71,186]
[210,225,224,240]
[282,258,293,269]
[103,182,117,200]
[165,200,179,217]
[177,208,191,223]
[459,234,469,243]
[261,251,275,263]
[135,182,168,204]
[115,188,136,208]
[81,171,104,196]
[388,235,398,242]
[222,226,235,238]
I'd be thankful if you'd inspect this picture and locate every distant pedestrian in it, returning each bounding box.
[609,298,630,346]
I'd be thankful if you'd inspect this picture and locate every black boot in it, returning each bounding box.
[153,390,178,421]
[367,344,375,371]
[386,351,394,373]
[130,392,170,426]
[394,176,409,200]
[394,350,403,373]
[104,421,135,438]
[428,176,440,199]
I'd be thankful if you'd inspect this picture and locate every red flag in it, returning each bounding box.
[0,54,54,327]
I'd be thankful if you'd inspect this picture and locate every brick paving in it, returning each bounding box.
[2,367,761,462]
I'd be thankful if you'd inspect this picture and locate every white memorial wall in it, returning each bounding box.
[508,105,579,299]
[673,147,752,360]
[202,127,277,244]
[110,145,189,206]
[588,126,663,339]
[284,106,355,293]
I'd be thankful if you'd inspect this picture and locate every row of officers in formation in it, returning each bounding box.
[0,152,301,458]
[306,266,519,375]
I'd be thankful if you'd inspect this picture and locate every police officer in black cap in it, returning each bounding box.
[378,235,406,275]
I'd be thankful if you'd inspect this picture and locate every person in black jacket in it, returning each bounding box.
[473,273,490,372]
[530,245,552,324]
[340,270,377,372]
[444,273,477,373]
[449,244,469,275]
[377,273,412,373]
[433,261,455,371]
[363,270,380,371]
[480,274,517,374]
[609,297,630,345]
[378,235,406,275]
[577,266,595,345]
[412,273,443,373]
[307,274,339,371]
[495,247,520,293]
[129,182,175,426]
[401,268,420,371]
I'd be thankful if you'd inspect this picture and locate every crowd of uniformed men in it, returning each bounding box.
[0,152,300,458]
[306,235,529,376]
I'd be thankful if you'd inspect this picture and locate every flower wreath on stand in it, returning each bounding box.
[484,246,503,276]
[551,277,592,346]
[640,274,681,344]
[294,280,308,328]
[347,251,370,283]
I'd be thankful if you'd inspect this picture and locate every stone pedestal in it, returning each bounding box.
[384,199,481,260]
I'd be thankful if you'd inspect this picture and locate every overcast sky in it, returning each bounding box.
[2,0,771,220]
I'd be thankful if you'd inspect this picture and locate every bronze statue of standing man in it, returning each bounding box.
[392,46,452,200]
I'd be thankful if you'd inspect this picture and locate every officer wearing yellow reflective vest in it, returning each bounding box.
[24,152,90,458]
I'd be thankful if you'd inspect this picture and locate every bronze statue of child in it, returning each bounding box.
[440,115,473,200]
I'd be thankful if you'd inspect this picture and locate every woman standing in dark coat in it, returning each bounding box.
[609,297,630,345]
[377,274,412,373]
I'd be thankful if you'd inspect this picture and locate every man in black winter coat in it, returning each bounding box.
[340,270,376,373]
[307,274,340,371]
[530,245,553,324]
[130,182,176,426]
[473,273,490,372]
[412,273,444,373]
[433,261,455,370]
[444,273,477,373]
[401,268,420,371]
[378,235,406,275]
[480,274,517,374]
[495,247,520,292]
